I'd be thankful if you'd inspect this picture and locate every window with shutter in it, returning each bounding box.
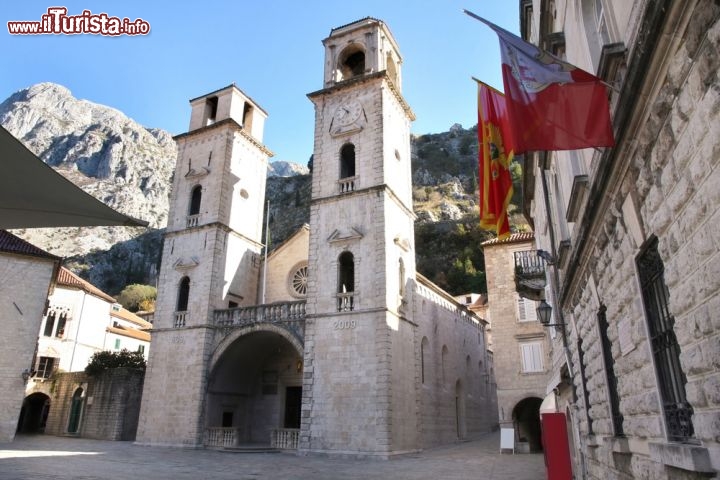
[520,342,544,373]
[517,297,538,322]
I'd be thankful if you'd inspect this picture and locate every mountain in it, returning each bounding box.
[0,83,176,256]
[268,160,309,177]
[2,84,526,296]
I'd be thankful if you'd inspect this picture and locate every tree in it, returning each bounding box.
[117,284,157,312]
[85,349,146,376]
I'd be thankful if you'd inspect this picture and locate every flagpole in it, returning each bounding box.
[262,199,270,304]
[472,77,504,96]
[599,80,622,94]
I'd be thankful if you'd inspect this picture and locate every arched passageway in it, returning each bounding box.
[17,392,51,434]
[206,330,303,447]
[513,397,543,452]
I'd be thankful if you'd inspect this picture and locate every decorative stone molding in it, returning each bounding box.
[173,257,199,271]
[327,227,363,244]
[184,167,210,179]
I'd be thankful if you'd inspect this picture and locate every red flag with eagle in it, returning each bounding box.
[478,81,514,240]
[467,11,615,153]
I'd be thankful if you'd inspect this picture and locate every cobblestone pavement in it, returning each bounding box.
[0,431,545,480]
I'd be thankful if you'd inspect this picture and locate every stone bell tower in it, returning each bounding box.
[301,18,419,456]
[136,85,272,446]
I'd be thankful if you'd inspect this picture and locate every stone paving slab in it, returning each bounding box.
[0,431,545,480]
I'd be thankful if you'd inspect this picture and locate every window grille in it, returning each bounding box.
[598,304,624,436]
[637,237,694,442]
[577,337,594,434]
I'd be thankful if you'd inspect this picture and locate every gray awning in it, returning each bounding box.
[0,126,148,229]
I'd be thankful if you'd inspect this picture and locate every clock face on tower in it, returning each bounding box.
[333,100,362,127]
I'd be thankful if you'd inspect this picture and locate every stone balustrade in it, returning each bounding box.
[213,301,306,345]
[205,427,241,447]
[186,214,199,228]
[271,428,299,450]
[173,311,187,328]
[338,176,356,193]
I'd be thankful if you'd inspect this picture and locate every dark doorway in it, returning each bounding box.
[17,393,51,433]
[67,388,84,434]
[284,386,302,429]
[222,411,233,428]
[513,397,543,452]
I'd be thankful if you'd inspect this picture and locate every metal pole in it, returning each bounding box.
[262,200,270,304]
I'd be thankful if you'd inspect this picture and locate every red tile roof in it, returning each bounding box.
[106,325,151,342]
[111,306,153,329]
[57,267,116,303]
[0,230,60,260]
[481,231,535,246]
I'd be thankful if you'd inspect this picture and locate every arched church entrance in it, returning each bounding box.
[512,397,543,452]
[17,392,51,434]
[205,328,304,449]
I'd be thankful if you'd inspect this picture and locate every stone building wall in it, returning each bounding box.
[523,0,720,478]
[565,4,720,477]
[483,235,550,429]
[45,369,144,440]
[82,368,145,440]
[0,252,56,443]
[414,279,498,448]
[44,371,86,436]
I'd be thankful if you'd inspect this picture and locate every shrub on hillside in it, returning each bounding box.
[117,284,157,312]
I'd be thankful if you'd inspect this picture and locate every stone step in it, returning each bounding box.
[221,445,281,454]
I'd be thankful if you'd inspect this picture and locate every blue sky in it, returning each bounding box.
[1,1,519,165]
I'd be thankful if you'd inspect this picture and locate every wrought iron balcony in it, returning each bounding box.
[513,250,547,301]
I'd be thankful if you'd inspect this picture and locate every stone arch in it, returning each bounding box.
[338,43,366,80]
[441,345,449,383]
[205,325,305,446]
[17,392,51,434]
[189,184,202,215]
[386,52,399,86]
[210,323,303,373]
[67,387,84,434]
[420,336,430,384]
[512,396,543,452]
[339,143,356,179]
[176,276,190,312]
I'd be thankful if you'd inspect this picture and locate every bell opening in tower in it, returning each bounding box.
[205,96,218,126]
[339,47,365,80]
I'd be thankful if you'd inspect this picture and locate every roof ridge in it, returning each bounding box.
[0,230,60,260]
[481,231,535,246]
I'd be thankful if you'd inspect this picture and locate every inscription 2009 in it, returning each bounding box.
[333,319,356,330]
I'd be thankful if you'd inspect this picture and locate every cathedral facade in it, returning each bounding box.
[136,18,498,457]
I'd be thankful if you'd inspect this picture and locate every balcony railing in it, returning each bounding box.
[174,311,187,328]
[205,427,299,450]
[214,301,306,327]
[205,427,241,447]
[271,428,299,450]
[186,214,200,228]
[338,176,356,193]
[513,250,547,301]
[337,292,354,312]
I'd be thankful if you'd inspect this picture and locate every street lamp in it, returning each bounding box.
[536,299,565,330]
[21,369,31,382]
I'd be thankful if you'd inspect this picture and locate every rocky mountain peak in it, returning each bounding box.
[1,82,177,256]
